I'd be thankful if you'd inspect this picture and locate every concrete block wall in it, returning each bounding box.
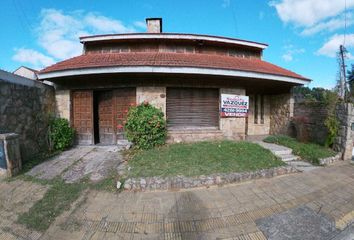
[55,90,71,121]
[247,95,271,136]
[136,87,166,117]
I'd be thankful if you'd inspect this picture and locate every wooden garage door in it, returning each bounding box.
[72,91,93,145]
[166,88,219,129]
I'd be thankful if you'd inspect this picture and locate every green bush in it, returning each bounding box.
[49,118,75,151]
[125,102,166,149]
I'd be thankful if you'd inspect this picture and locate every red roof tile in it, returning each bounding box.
[40,52,309,80]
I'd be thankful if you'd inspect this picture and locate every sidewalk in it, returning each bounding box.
[1,162,354,239]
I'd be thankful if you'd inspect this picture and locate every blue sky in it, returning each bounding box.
[1,0,353,89]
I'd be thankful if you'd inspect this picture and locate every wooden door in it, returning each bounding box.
[72,91,94,145]
[112,88,136,141]
[97,91,115,144]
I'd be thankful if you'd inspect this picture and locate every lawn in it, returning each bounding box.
[17,180,86,232]
[127,140,285,178]
[263,135,336,165]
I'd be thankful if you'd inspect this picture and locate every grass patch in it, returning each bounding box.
[264,135,336,165]
[17,180,86,232]
[127,140,284,178]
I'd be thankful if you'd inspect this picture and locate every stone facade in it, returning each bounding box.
[270,93,293,135]
[247,95,271,136]
[0,73,55,162]
[55,90,71,121]
[220,88,246,140]
[167,129,224,143]
[124,165,298,191]
[136,87,166,116]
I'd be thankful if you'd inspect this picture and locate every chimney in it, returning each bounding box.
[146,18,162,33]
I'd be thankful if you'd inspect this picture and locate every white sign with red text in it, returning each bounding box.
[220,94,249,117]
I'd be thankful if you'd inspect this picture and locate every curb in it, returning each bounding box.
[319,153,342,165]
[124,166,299,191]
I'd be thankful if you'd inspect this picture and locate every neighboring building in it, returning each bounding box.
[38,18,310,145]
[13,66,38,80]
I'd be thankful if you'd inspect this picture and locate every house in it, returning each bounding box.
[38,18,310,145]
[13,66,38,80]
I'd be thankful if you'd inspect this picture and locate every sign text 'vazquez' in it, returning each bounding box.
[220,94,249,117]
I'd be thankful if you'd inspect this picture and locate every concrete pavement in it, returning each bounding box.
[1,162,354,239]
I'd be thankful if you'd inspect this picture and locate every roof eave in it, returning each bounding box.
[38,66,310,85]
[79,33,268,50]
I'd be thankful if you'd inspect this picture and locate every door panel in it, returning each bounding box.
[112,88,136,141]
[72,91,93,145]
[98,91,115,145]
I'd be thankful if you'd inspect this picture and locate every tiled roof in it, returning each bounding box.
[40,52,308,80]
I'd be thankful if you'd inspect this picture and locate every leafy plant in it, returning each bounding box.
[292,86,340,148]
[125,102,167,149]
[49,118,75,151]
[324,115,339,147]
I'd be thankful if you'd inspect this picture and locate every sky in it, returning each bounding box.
[1,0,354,89]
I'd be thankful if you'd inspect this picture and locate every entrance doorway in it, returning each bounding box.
[93,90,115,145]
[72,88,136,145]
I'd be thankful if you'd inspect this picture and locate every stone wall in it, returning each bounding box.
[0,71,55,161]
[334,103,353,160]
[55,90,71,121]
[247,95,271,136]
[220,88,246,140]
[136,87,166,116]
[292,103,328,145]
[291,100,353,160]
[269,93,293,135]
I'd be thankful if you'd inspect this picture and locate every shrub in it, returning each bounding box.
[49,118,75,151]
[125,102,166,149]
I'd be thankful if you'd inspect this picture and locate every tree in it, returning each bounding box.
[347,64,354,96]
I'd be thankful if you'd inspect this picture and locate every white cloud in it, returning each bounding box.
[282,45,305,62]
[84,13,136,33]
[270,0,354,27]
[12,8,144,68]
[317,34,354,59]
[270,0,354,36]
[301,14,354,36]
[12,48,55,69]
[134,21,147,29]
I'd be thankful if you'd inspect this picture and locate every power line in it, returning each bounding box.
[230,0,239,36]
[344,0,347,46]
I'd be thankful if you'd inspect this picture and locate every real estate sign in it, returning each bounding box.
[220,94,249,117]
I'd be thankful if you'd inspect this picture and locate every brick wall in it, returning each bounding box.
[0,71,55,161]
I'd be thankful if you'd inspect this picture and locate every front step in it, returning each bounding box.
[280,154,299,162]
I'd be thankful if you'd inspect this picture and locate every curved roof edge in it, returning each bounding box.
[38,66,310,85]
[80,33,268,50]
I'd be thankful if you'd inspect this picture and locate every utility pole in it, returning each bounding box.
[339,45,347,99]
